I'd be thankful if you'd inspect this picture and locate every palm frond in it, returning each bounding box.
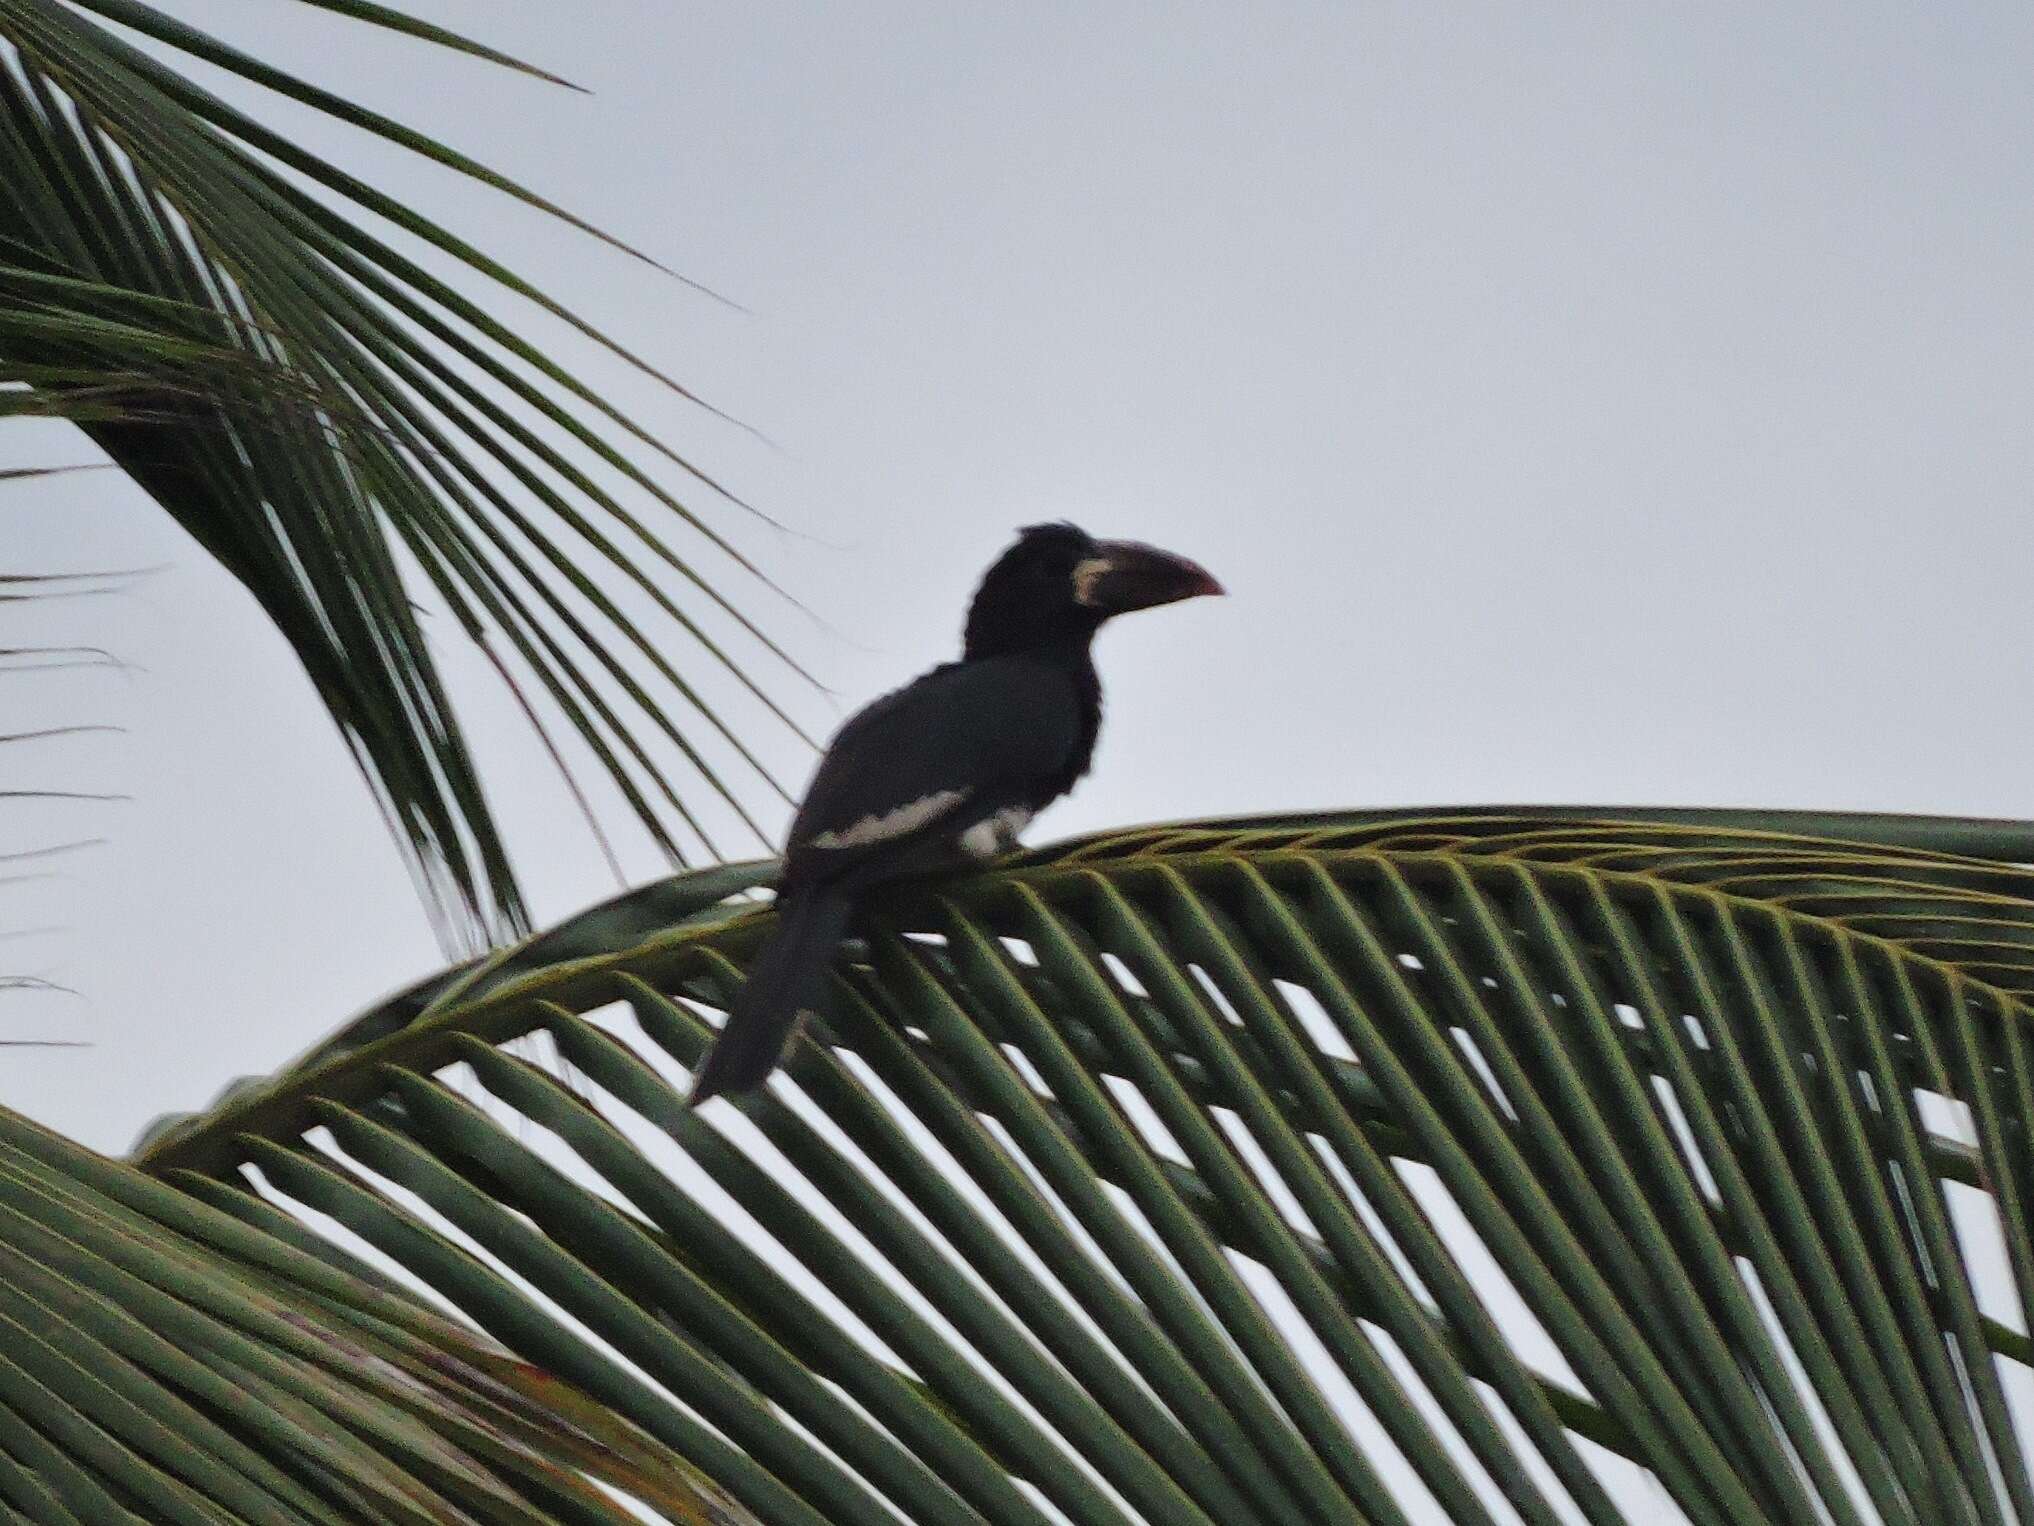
[134,807,2034,1525]
[0,1101,757,1523]
[0,0,802,949]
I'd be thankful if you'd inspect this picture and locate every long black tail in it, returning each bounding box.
[687,887,854,1104]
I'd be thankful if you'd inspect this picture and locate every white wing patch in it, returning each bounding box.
[960,805,1034,859]
[807,789,966,850]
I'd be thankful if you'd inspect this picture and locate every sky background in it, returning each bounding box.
[5,0,2034,1164]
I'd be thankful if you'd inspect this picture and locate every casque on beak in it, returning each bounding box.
[1072,540,1225,613]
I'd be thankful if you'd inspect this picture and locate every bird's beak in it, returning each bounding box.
[1073,540,1225,612]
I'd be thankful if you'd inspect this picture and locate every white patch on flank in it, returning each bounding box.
[808,789,965,849]
[1071,555,1113,606]
[960,805,1033,859]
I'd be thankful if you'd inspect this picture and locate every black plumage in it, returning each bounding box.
[687,522,1221,1103]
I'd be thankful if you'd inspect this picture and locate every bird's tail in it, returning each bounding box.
[688,887,854,1104]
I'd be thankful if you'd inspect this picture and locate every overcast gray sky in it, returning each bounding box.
[5,0,2034,1162]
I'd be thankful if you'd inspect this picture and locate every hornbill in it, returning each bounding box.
[686,522,1222,1103]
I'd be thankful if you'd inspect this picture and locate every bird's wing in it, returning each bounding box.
[784,656,1081,877]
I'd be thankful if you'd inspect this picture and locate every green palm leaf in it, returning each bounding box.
[133,808,2034,1524]
[0,1100,755,1523]
[0,0,802,948]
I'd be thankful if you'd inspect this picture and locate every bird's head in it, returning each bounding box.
[963,521,1223,658]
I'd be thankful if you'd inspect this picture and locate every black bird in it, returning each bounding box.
[687,522,1222,1103]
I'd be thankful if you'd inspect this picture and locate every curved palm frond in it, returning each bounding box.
[133,808,2034,1525]
[0,1101,756,1524]
[0,0,803,949]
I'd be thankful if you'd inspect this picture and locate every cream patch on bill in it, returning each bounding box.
[1071,556,1113,606]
